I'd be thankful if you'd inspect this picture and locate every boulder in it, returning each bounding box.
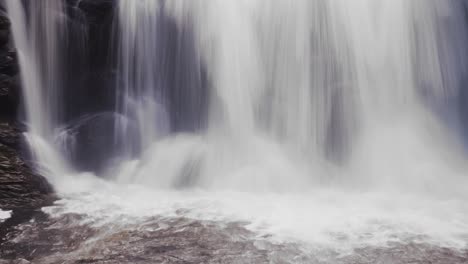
[64,112,127,174]
[0,123,55,210]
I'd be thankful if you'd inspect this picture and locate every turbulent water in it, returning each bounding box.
[4,0,468,263]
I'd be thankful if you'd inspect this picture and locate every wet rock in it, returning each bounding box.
[0,28,9,48]
[0,13,11,30]
[1,213,467,264]
[0,74,19,120]
[64,71,117,121]
[0,13,11,47]
[0,260,30,264]
[63,112,129,174]
[74,0,116,25]
[0,123,55,211]
[0,13,18,121]
[0,50,18,76]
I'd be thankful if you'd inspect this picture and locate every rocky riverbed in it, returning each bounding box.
[0,206,467,264]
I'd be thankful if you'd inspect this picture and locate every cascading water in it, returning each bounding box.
[4,0,468,262]
[5,0,70,177]
[111,0,468,191]
[116,0,208,157]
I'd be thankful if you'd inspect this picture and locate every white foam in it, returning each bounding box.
[0,210,11,222]
[44,177,468,254]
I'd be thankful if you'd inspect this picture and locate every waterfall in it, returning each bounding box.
[116,0,208,157]
[5,0,468,192]
[5,0,70,178]
[5,0,66,137]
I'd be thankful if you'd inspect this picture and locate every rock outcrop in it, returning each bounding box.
[0,123,54,210]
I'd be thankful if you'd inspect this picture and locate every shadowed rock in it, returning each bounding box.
[0,122,55,210]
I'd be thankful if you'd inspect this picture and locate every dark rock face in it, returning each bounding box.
[74,0,115,25]
[0,74,19,120]
[0,13,10,49]
[0,121,54,210]
[0,131,54,210]
[0,11,54,212]
[0,50,18,76]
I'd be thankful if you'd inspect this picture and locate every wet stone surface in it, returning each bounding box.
[0,122,55,211]
[1,208,467,264]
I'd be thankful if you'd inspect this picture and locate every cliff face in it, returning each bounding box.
[0,10,54,211]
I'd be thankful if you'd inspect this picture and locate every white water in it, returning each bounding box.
[0,210,11,222]
[5,0,70,179]
[47,179,468,254]
[110,0,468,192]
[6,0,468,255]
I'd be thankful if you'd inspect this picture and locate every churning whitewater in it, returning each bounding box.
[3,0,468,263]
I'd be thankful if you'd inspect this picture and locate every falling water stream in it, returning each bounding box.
[4,0,468,263]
